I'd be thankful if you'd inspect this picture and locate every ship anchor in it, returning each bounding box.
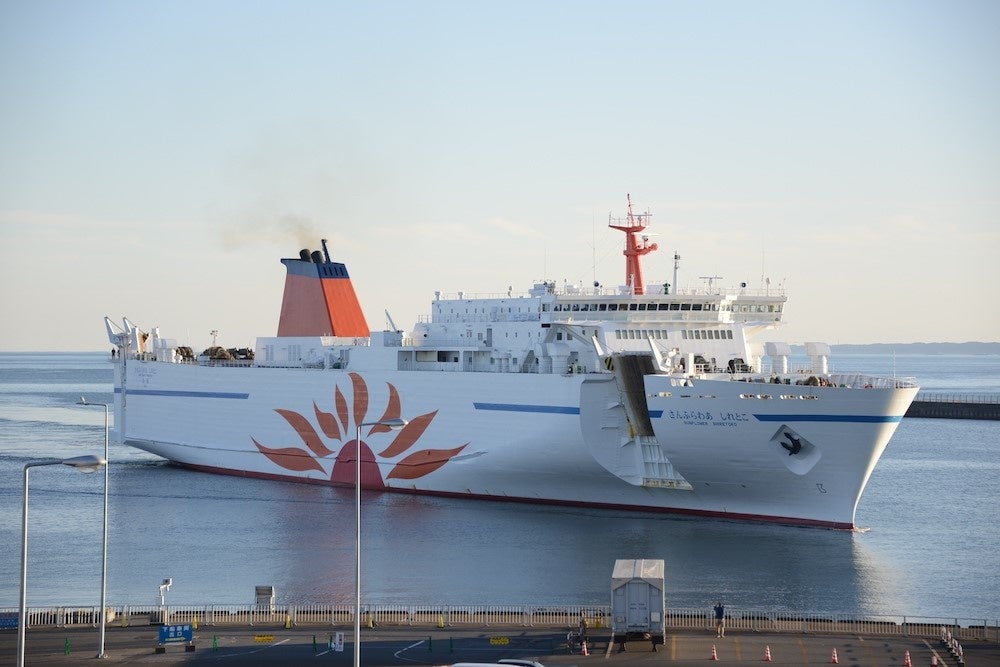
[780,433,803,456]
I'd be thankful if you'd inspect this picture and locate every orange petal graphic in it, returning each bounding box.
[377,410,437,458]
[253,438,326,473]
[386,444,468,480]
[314,402,342,441]
[275,408,336,457]
[335,386,349,433]
[369,383,401,435]
[349,372,369,428]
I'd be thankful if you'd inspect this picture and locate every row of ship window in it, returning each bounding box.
[442,302,782,315]
[545,302,782,313]
[613,329,736,340]
[681,329,734,340]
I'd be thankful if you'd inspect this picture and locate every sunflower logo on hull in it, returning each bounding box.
[251,372,467,488]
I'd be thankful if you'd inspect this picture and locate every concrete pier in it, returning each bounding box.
[4,623,999,666]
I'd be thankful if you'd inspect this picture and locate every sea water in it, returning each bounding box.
[0,352,997,621]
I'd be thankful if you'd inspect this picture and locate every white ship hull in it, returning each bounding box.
[114,358,915,528]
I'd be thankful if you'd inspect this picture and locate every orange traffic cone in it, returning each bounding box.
[764,644,772,661]
[902,649,911,666]
[711,644,718,660]
[831,647,839,663]
[581,639,589,656]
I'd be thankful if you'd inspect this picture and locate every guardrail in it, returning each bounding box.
[2,605,997,643]
[914,392,1000,404]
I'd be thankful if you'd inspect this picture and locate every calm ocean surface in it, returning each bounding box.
[1,351,997,621]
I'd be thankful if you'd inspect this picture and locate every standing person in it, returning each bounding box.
[714,601,725,638]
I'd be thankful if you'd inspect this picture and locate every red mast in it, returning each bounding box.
[608,194,658,295]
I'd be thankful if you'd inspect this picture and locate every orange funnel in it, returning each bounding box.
[276,241,369,337]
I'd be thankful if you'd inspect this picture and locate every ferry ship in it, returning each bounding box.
[104,197,918,529]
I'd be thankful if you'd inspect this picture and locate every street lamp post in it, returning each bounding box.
[17,455,106,667]
[354,418,407,667]
[78,397,111,658]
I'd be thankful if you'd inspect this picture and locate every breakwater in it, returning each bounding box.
[906,393,1000,420]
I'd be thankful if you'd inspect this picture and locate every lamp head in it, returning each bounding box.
[61,454,106,473]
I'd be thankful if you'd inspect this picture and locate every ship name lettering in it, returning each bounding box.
[669,410,716,421]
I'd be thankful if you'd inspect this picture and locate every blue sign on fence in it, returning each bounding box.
[158,624,193,643]
[0,617,18,629]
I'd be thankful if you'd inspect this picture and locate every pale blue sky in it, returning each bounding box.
[1,1,998,351]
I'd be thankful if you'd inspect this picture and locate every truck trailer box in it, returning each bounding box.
[611,558,665,644]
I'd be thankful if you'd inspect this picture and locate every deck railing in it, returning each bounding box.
[2,604,997,643]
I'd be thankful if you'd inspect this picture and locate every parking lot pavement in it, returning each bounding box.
[2,625,996,666]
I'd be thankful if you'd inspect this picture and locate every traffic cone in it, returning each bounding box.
[831,647,839,663]
[764,644,772,661]
[902,650,911,666]
[711,644,718,660]
[581,639,589,656]
[930,655,938,666]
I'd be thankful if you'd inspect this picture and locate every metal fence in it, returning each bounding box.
[914,391,1000,404]
[2,604,997,643]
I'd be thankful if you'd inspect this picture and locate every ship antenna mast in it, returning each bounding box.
[673,251,681,295]
[608,193,659,295]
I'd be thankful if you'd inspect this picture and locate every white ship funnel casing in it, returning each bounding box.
[806,342,832,375]
[764,341,791,375]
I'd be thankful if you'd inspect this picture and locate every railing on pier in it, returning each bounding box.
[907,392,1000,420]
[914,392,1000,404]
[3,604,997,644]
